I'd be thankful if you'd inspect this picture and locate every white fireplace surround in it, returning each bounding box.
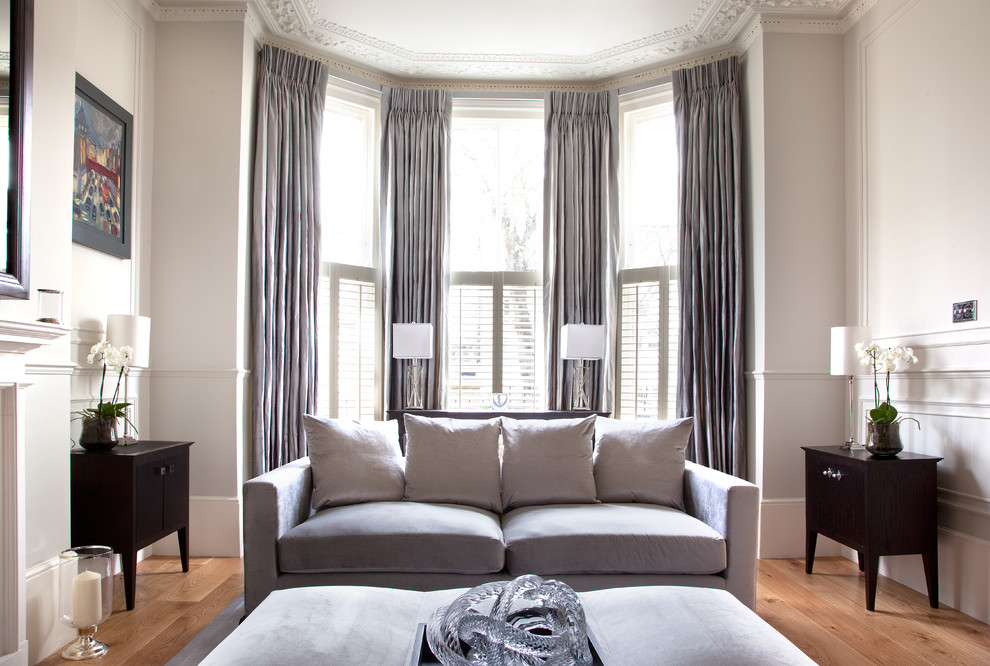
[0,319,70,666]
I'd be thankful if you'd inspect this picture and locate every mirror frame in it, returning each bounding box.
[0,0,32,299]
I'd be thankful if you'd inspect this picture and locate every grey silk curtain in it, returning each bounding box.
[250,45,329,475]
[543,91,620,411]
[380,88,452,411]
[673,57,745,477]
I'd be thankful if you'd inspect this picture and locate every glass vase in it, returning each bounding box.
[865,420,902,457]
[79,417,119,452]
[58,546,113,660]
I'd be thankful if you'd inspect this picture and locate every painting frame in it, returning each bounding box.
[72,73,133,259]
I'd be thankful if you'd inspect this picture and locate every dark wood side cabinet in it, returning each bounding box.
[71,440,193,610]
[803,445,942,611]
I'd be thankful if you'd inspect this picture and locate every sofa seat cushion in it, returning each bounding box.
[278,502,505,575]
[501,503,726,576]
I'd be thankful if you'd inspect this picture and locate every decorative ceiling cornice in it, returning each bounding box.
[250,0,855,81]
[150,0,876,91]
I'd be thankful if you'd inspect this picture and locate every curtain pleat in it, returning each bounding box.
[543,91,620,411]
[673,57,746,477]
[380,88,452,411]
[250,45,329,476]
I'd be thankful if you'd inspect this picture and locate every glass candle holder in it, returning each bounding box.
[58,546,114,660]
[37,288,64,324]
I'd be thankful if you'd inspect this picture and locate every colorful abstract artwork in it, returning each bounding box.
[72,74,132,259]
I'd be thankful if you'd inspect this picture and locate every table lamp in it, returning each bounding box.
[561,324,605,410]
[393,323,433,409]
[830,325,870,449]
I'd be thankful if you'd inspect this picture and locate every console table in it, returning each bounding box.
[803,445,942,611]
[71,440,193,610]
[387,410,610,451]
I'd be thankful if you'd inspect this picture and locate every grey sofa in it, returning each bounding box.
[243,415,760,615]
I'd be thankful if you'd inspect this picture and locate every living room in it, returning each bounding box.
[1,0,988,663]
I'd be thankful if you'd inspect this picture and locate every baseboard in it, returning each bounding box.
[0,642,28,666]
[758,497,842,559]
[153,496,242,558]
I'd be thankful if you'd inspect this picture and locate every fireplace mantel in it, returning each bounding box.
[0,319,70,356]
[0,318,69,665]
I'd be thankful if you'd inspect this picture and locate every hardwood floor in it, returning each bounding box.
[38,555,990,664]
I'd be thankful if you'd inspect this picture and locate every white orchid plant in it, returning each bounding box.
[855,341,920,427]
[77,340,136,425]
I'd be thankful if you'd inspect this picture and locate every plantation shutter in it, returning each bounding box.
[617,266,678,420]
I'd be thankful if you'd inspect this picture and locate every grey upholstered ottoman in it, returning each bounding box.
[202,585,814,665]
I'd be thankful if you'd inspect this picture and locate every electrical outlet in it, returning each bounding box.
[952,300,977,323]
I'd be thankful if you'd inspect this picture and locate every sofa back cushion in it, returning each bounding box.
[303,415,405,511]
[403,414,503,512]
[593,416,693,508]
[500,415,598,511]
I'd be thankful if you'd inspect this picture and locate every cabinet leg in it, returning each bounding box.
[864,553,880,611]
[122,550,137,611]
[806,531,818,574]
[178,526,189,573]
[858,552,865,572]
[922,549,939,609]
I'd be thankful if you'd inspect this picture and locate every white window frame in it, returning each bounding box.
[616,84,678,420]
[446,97,545,410]
[319,79,383,420]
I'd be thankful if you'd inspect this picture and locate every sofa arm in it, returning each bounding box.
[683,461,760,609]
[243,457,313,614]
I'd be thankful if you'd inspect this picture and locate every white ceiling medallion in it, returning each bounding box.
[254,0,855,81]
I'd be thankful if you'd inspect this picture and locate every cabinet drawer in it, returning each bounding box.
[806,457,865,546]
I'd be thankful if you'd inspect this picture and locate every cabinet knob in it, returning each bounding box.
[822,467,843,481]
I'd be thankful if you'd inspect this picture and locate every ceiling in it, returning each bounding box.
[154,0,864,84]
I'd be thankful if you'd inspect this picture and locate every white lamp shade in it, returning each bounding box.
[561,324,605,360]
[107,314,151,367]
[392,323,434,359]
[830,325,870,376]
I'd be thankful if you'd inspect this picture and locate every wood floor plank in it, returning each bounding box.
[759,560,922,665]
[770,557,989,664]
[36,555,990,665]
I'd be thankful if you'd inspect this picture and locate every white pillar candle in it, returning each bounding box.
[72,570,103,627]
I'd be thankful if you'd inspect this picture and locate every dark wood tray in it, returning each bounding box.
[409,622,608,666]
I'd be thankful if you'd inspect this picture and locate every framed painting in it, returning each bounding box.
[72,74,132,259]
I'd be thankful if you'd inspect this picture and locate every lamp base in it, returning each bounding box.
[570,363,591,411]
[62,626,108,660]
[405,362,425,410]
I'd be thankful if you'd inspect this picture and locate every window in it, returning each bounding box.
[617,85,679,420]
[446,99,544,410]
[317,83,381,420]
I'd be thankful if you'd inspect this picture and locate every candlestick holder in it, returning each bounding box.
[58,546,113,660]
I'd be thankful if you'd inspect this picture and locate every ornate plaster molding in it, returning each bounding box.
[249,0,859,81]
[150,1,264,41]
[157,0,875,88]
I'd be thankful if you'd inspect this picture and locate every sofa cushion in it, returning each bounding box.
[593,416,693,509]
[403,414,502,512]
[278,502,505,574]
[500,416,598,511]
[501,503,726,576]
[303,416,405,511]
